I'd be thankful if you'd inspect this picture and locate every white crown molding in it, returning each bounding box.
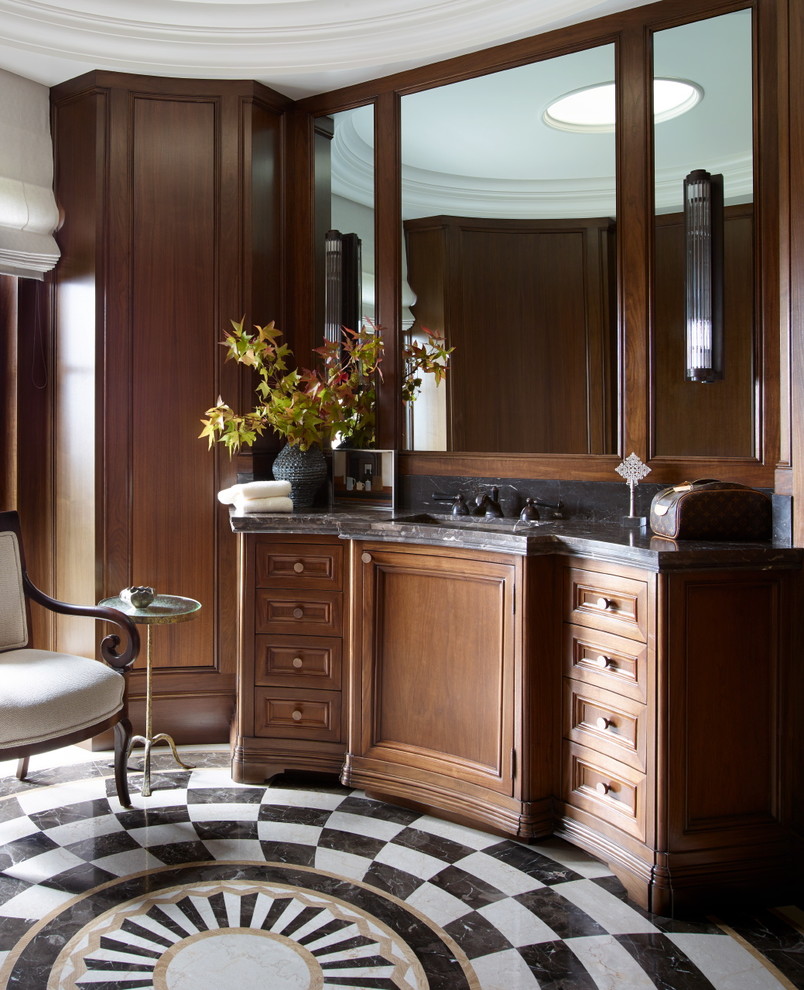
[0,0,654,96]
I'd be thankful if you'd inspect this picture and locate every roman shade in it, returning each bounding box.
[0,68,60,279]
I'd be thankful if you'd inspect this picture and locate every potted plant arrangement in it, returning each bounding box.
[199,317,450,508]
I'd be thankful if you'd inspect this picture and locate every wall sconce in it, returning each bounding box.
[684,168,724,382]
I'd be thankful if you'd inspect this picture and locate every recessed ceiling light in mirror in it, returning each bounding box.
[544,78,702,133]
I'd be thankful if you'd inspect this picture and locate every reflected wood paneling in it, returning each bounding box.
[405,215,615,454]
[653,205,755,457]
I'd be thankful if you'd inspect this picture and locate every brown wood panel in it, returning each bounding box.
[351,543,517,796]
[665,572,782,836]
[653,206,755,457]
[130,94,218,669]
[50,87,106,658]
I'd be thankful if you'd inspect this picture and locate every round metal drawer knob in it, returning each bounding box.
[291,709,303,721]
[596,781,611,796]
[292,607,304,619]
[292,657,303,669]
[596,716,611,731]
[293,561,305,573]
[597,596,613,610]
[594,655,611,668]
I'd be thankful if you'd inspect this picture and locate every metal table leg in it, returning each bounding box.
[128,625,194,797]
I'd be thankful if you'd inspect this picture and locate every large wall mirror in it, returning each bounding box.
[304,0,774,485]
[399,46,617,454]
[651,9,755,458]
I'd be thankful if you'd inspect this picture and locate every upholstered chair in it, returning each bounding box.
[0,510,140,806]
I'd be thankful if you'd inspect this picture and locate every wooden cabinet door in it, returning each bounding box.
[351,543,518,797]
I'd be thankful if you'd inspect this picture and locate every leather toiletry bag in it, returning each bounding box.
[649,479,772,541]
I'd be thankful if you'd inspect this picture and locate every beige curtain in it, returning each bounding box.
[0,69,60,280]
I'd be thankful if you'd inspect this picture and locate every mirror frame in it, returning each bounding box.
[289,0,781,488]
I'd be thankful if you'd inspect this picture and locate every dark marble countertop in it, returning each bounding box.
[229,508,802,571]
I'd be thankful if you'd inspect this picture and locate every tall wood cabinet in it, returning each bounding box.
[47,71,290,741]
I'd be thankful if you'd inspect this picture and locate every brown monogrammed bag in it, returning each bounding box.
[649,479,772,541]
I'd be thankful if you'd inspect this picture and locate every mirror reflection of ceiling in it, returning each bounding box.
[331,9,753,220]
[0,0,656,99]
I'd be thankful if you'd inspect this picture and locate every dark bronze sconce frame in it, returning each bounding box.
[684,168,724,382]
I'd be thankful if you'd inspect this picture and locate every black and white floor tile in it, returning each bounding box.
[1,748,802,989]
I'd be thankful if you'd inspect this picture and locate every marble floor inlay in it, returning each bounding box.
[1,749,802,989]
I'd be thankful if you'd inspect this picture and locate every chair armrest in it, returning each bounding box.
[22,575,140,670]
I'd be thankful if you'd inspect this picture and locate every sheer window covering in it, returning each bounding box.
[0,69,60,280]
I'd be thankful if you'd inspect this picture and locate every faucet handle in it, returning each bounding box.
[519,498,540,522]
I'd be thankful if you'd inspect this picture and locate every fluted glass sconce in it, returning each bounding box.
[684,168,724,382]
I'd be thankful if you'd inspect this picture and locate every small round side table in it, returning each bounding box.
[100,593,202,797]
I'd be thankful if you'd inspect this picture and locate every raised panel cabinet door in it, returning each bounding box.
[664,570,787,842]
[353,544,518,796]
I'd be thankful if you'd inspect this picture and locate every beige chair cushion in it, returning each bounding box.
[0,531,27,651]
[0,649,124,747]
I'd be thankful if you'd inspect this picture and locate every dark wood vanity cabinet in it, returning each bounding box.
[231,533,349,783]
[556,557,799,914]
[231,521,801,912]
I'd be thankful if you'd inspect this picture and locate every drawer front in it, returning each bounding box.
[255,590,343,636]
[564,625,648,703]
[255,635,342,691]
[563,742,646,841]
[255,688,342,742]
[255,541,343,590]
[565,566,649,641]
[563,678,645,771]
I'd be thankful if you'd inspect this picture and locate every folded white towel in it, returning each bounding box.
[234,495,294,514]
[218,480,292,505]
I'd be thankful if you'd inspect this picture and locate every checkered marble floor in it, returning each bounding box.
[1,749,802,989]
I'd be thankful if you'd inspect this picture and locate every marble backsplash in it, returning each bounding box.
[398,474,793,544]
[238,453,793,545]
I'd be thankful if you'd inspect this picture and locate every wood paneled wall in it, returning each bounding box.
[47,72,290,742]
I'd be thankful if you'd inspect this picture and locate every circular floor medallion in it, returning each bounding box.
[48,876,432,990]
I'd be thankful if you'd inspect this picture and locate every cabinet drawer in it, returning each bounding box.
[255,590,343,636]
[564,566,649,641]
[563,742,646,841]
[254,635,342,690]
[255,541,343,590]
[564,625,648,703]
[563,678,646,771]
[255,688,342,742]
